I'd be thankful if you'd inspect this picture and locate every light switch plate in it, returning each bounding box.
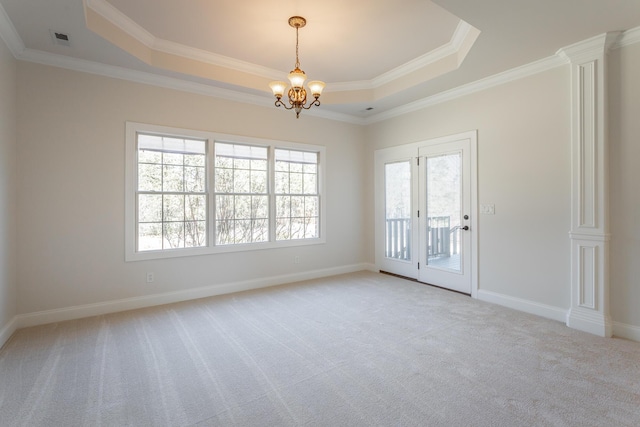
[480,204,495,215]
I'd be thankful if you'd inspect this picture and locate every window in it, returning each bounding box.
[125,122,325,261]
[136,134,207,251]
[214,143,269,245]
[275,149,319,240]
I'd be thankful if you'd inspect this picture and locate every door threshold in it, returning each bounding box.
[380,270,470,296]
[380,270,418,282]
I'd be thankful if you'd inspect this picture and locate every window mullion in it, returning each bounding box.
[288,163,293,238]
[182,156,186,247]
[160,151,165,250]
[209,138,215,249]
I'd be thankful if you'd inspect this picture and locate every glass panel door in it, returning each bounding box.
[375,131,475,288]
[426,153,462,272]
[385,161,412,261]
[419,139,471,294]
[375,145,418,279]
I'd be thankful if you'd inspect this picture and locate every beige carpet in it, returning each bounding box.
[1,271,639,426]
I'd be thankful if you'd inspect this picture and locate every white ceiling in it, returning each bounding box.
[1,0,640,123]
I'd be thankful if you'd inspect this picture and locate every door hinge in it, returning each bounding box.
[418,262,420,270]
[417,157,420,166]
[417,210,420,218]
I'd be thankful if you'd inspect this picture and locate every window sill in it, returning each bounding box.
[125,237,326,262]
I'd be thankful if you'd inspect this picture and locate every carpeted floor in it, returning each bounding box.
[1,271,639,426]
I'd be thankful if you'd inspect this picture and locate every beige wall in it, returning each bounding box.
[15,62,367,314]
[7,37,640,337]
[365,67,572,310]
[609,42,640,328]
[365,43,640,334]
[0,36,17,334]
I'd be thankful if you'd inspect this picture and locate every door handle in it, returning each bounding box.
[461,225,469,231]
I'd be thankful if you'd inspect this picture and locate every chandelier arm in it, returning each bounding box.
[301,98,321,110]
[274,99,295,110]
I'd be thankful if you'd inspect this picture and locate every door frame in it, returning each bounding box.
[374,130,479,298]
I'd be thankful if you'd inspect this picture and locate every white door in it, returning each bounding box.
[374,145,418,278]
[374,131,477,295]
[418,138,473,294]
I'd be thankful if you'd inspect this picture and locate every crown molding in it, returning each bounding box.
[153,38,283,81]
[3,0,640,127]
[330,20,479,92]
[365,54,568,124]
[371,40,457,88]
[19,47,258,101]
[298,24,476,94]
[0,1,24,56]
[370,21,476,88]
[613,25,640,49]
[85,0,155,47]
[451,19,474,49]
[0,0,363,125]
[0,1,356,124]
[85,0,283,80]
[557,31,622,63]
[367,25,640,125]
[18,48,363,124]
[85,0,478,94]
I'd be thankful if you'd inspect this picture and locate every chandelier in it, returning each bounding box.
[269,16,325,118]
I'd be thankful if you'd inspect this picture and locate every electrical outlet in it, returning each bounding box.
[294,256,300,264]
[146,272,154,283]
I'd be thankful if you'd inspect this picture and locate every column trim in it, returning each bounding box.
[559,32,620,337]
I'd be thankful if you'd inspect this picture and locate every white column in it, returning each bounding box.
[558,33,620,337]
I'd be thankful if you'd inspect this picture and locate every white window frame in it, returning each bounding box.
[125,122,326,261]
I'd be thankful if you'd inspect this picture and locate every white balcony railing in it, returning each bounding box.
[385,218,411,260]
[385,216,460,262]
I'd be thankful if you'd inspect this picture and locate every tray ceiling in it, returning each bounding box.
[1,0,639,122]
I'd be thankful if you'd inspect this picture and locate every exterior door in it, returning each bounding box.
[418,139,472,294]
[375,144,418,278]
[375,131,477,295]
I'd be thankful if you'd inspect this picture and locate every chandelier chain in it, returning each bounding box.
[295,26,300,69]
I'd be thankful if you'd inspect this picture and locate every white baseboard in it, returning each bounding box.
[566,308,613,337]
[16,263,373,329]
[477,289,568,323]
[613,321,640,342]
[0,315,18,350]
